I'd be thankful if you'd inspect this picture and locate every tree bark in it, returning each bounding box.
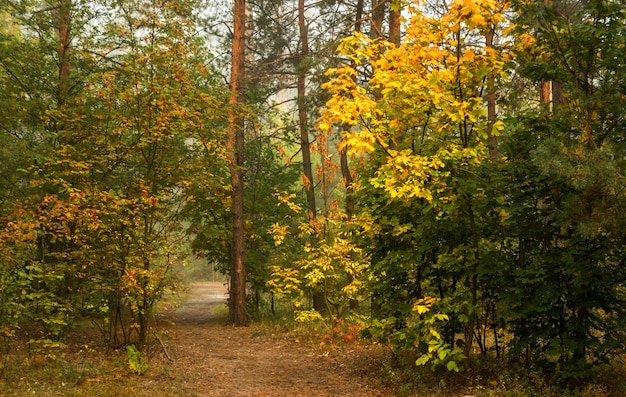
[227,0,248,326]
[297,0,325,313]
[297,0,316,225]
[540,80,551,108]
[340,0,364,311]
[340,0,363,221]
[57,0,72,104]
[370,0,385,39]
[388,0,400,46]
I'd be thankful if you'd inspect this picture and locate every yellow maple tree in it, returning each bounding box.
[320,0,512,203]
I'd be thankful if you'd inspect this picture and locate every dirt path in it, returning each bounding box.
[161,281,392,397]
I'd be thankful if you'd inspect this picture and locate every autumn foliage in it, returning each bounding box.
[1,0,626,389]
[0,0,227,350]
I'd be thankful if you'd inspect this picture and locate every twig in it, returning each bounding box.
[154,332,174,362]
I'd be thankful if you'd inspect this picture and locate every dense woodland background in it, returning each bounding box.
[1,0,626,390]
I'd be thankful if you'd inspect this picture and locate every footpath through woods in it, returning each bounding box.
[158,281,392,397]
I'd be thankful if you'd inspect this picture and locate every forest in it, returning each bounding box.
[1,0,626,395]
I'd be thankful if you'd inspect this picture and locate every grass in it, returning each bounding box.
[211,302,230,318]
[0,317,197,397]
[0,345,196,397]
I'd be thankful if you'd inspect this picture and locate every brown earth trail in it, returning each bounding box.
[158,281,392,397]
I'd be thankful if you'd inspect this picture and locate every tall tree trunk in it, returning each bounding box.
[297,0,316,225]
[57,0,71,104]
[340,0,363,221]
[370,0,385,39]
[355,0,364,33]
[388,0,400,46]
[368,0,390,315]
[227,0,248,326]
[297,0,324,312]
[388,2,400,150]
[339,0,364,311]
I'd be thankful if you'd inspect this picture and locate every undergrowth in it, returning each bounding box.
[4,292,625,397]
[249,297,626,396]
[0,321,193,397]
[376,348,626,397]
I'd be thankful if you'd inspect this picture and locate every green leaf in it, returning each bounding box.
[416,354,430,366]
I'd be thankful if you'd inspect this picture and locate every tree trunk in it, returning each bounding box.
[297,0,324,313]
[463,202,480,360]
[341,0,364,311]
[297,0,316,225]
[57,0,72,104]
[355,0,364,33]
[339,144,354,219]
[539,0,565,114]
[389,1,400,46]
[370,0,385,39]
[340,0,363,220]
[227,0,248,326]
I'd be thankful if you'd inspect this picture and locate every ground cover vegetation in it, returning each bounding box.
[1,0,626,394]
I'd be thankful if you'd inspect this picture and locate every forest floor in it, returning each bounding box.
[0,281,395,397]
[150,281,394,397]
[3,282,615,396]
